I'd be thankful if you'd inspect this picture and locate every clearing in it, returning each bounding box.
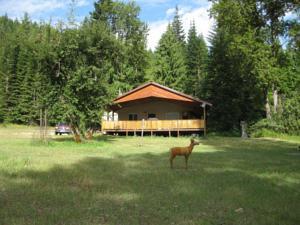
[0,125,299,225]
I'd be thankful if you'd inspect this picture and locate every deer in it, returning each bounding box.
[169,138,200,169]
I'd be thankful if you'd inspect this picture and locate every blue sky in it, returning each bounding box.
[0,0,214,49]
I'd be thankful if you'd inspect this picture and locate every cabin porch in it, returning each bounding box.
[102,119,205,136]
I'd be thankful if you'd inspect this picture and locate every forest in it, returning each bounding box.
[0,0,299,138]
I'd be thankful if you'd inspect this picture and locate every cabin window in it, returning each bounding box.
[128,114,138,121]
[148,113,156,119]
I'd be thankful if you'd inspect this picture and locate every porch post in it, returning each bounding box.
[141,119,144,138]
[202,103,207,136]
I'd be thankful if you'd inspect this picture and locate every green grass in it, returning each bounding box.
[0,126,299,225]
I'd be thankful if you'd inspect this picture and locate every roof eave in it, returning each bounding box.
[113,81,212,106]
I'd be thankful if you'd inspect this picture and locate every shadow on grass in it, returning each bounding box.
[1,138,300,225]
[50,134,119,144]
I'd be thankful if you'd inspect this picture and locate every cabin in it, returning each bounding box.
[102,82,212,136]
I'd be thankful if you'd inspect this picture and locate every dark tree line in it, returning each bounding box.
[205,0,299,133]
[0,0,299,138]
[0,0,148,141]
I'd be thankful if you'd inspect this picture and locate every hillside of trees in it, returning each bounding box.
[0,0,299,138]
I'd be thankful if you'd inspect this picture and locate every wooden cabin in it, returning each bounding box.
[102,82,212,136]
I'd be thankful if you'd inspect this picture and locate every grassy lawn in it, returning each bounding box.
[0,125,299,225]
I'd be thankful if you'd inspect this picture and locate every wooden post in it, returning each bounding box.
[140,119,144,146]
[126,130,128,137]
[151,130,153,137]
[141,119,144,138]
[203,103,207,136]
[134,130,136,136]
[177,120,179,137]
[169,130,171,137]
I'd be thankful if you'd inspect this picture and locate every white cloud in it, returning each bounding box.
[135,0,170,6]
[148,20,170,50]
[181,5,214,41]
[0,0,66,18]
[0,0,89,19]
[147,3,214,50]
[76,0,89,7]
[166,8,176,17]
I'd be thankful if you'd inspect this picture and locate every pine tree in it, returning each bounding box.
[153,24,187,91]
[91,0,148,92]
[4,39,20,123]
[185,21,208,96]
[172,5,185,44]
[206,0,268,131]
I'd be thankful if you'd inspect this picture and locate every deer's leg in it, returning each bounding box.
[185,155,189,169]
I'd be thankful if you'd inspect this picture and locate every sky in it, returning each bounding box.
[0,0,214,50]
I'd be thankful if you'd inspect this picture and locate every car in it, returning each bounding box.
[55,123,72,135]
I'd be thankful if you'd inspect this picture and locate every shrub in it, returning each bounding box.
[249,119,285,137]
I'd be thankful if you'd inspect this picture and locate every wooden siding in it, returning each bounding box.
[117,99,201,121]
[102,119,204,132]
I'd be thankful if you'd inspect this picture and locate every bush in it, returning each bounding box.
[280,94,300,134]
[249,119,285,137]
[250,92,300,137]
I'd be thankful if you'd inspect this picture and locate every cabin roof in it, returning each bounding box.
[113,82,212,106]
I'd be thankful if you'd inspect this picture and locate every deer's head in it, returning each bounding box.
[190,138,200,146]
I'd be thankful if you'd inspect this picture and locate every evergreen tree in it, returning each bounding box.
[172,5,185,44]
[153,24,187,91]
[91,0,148,92]
[206,0,268,131]
[185,21,208,96]
[0,0,298,136]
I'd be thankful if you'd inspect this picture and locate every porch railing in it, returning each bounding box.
[102,119,204,131]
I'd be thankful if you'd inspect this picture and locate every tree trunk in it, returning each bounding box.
[86,129,93,140]
[5,75,8,93]
[71,125,82,143]
[44,109,47,142]
[40,109,43,140]
[273,89,278,114]
[240,121,248,138]
[265,93,271,119]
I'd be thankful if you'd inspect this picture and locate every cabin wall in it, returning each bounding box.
[116,100,201,121]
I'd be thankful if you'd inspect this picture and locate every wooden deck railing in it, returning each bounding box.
[102,119,204,132]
